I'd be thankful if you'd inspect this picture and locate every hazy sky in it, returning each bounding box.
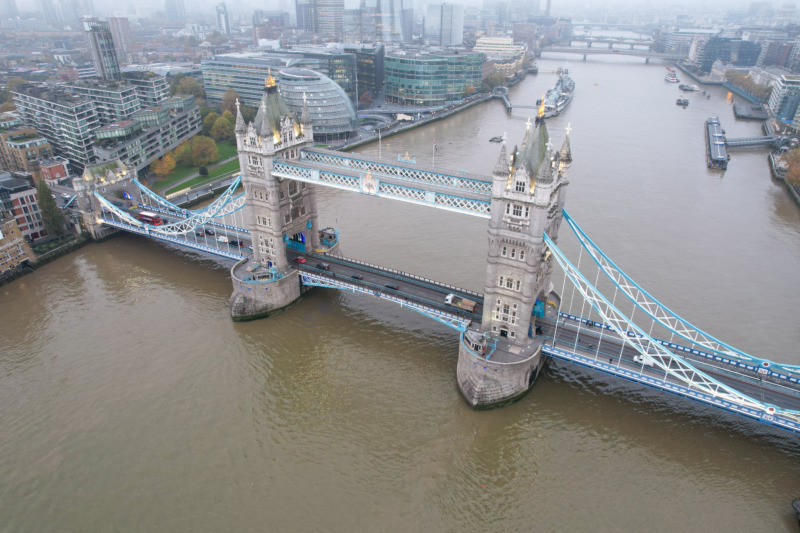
[9,0,776,19]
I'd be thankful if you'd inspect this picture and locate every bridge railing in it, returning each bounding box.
[312,253,484,300]
[298,265,481,320]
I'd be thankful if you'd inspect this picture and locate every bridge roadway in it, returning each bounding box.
[541,46,682,60]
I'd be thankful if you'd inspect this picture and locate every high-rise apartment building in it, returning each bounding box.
[216,2,230,34]
[109,17,133,59]
[83,18,122,81]
[165,0,185,23]
[122,72,170,107]
[424,3,464,46]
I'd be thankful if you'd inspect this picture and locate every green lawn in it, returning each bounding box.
[152,140,238,191]
[164,158,240,195]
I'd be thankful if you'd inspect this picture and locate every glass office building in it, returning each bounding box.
[384,51,483,107]
[276,68,358,142]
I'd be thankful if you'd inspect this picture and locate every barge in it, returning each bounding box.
[705,117,729,170]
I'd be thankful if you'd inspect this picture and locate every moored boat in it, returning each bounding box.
[665,66,679,83]
[541,68,575,118]
[676,97,689,106]
[679,83,700,91]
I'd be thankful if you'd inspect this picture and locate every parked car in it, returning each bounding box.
[293,257,306,264]
[195,230,204,237]
[61,193,71,199]
[231,239,245,247]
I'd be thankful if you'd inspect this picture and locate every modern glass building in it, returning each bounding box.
[83,18,122,81]
[276,68,357,142]
[384,50,483,107]
[122,72,170,107]
[65,81,141,124]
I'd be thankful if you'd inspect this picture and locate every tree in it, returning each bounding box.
[150,154,176,177]
[171,76,204,101]
[221,110,235,124]
[198,166,208,176]
[36,180,66,237]
[359,90,373,107]
[785,148,800,187]
[171,140,192,166]
[202,111,220,135]
[211,115,234,142]
[220,88,240,115]
[0,101,15,112]
[6,76,27,93]
[191,135,218,166]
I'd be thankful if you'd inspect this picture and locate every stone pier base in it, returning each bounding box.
[456,335,546,409]
[229,262,301,321]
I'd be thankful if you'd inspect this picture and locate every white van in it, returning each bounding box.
[633,355,655,368]
[217,235,228,244]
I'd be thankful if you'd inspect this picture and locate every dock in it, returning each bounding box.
[733,103,769,121]
[705,117,728,170]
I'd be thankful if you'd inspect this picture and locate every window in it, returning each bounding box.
[515,181,525,192]
[498,276,504,287]
[520,250,525,261]
[512,204,522,217]
[501,246,507,257]
[524,206,530,218]
[288,181,298,195]
[510,248,516,259]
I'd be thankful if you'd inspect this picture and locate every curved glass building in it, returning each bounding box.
[277,68,358,142]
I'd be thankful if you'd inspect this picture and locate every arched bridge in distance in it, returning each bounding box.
[83,99,800,440]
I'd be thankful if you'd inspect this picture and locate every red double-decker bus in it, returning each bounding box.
[137,211,164,225]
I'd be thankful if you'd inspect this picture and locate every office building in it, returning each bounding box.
[696,37,761,73]
[295,0,314,31]
[2,0,18,18]
[768,74,800,123]
[109,17,133,59]
[39,0,57,21]
[276,68,357,141]
[424,3,464,46]
[344,43,384,96]
[13,85,100,172]
[473,36,525,59]
[216,2,230,35]
[384,50,483,107]
[165,0,185,23]
[315,0,343,38]
[83,18,122,81]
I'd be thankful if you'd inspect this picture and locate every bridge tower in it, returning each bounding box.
[229,73,320,321]
[457,113,571,408]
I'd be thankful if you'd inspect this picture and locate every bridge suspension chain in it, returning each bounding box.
[543,232,780,415]
[561,209,800,376]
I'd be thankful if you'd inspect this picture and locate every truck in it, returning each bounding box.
[444,293,478,313]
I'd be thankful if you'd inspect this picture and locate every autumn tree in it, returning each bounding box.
[359,90,373,107]
[170,140,192,166]
[6,76,27,93]
[170,75,204,101]
[191,135,218,166]
[36,180,66,237]
[202,111,220,135]
[211,115,233,142]
[0,101,15,112]
[220,88,240,115]
[785,148,800,187]
[151,153,176,176]
[221,110,235,124]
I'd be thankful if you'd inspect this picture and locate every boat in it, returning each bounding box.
[705,117,728,170]
[665,67,679,83]
[489,136,503,143]
[541,68,575,118]
[679,83,700,91]
[676,98,689,107]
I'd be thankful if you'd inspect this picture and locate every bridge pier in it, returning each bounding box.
[230,260,301,321]
[457,331,546,408]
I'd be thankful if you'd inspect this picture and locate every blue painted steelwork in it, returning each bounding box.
[561,210,800,380]
[100,218,246,260]
[63,195,77,208]
[299,271,471,331]
[542,343,800,434]
[543,231,790,420]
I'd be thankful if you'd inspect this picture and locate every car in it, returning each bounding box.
[351,274,364,280]
[633,355,655,368]
[384,283,400,290]
[316,262,330,270]
[217,235,228,244]
[60,193,71,199]
[195,230,204,237]
[51,194,56,199]
[231,239,245,247]
[293,257,306,264]
[204,228,215,236]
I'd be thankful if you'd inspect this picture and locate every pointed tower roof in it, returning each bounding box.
[234,98,246,134]
[512,115,549,179]
[559,123,572,166]
[252,75,298,138]
[494,142,510,176]
[301,92,311,124]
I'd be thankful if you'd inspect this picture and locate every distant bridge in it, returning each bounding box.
[541,46,682,62]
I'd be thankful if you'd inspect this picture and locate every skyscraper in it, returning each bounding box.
[165,0,185,23]
[83,18,121,81]
[39,0,57,21]
[295,0,314,32]
[424,3,463,46]
[314,0,343,37]
[109,17,132,59]
[216,2,230,35]
[374,0,410,44]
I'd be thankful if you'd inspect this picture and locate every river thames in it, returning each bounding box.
[2,54,800,531]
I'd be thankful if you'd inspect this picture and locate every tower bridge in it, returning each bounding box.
[81,74,800,437]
